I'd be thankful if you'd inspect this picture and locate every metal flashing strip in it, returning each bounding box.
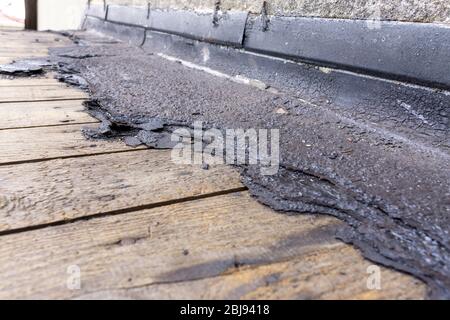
[245,16,450,89]
[148,9,248,47]
[83,5,450,90]
[102,6,248,47]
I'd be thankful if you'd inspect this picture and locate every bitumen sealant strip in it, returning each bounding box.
[2,7,449,298]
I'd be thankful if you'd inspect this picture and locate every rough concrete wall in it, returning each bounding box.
[92,0,450,24]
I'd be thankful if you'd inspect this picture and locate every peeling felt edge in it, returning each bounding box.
[245,16,450,90]
[0,60,45,75]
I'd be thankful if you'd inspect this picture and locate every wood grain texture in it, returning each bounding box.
[0,31,71,43]
[0,44,67,58]
[0,48,49,54]
[0,192,426,299]
[0,100,96,129]
[0,30,70,64]
[1,42,60,47]
[78,246,426,300]
[0,75,65,87]
[0,149,244,232]
[0,43,65,49]
[0,55,47,64]
[0,124,142,165]
[0,85,86,103]
[0,29,70,70]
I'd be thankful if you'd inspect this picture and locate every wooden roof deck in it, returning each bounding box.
[0,30,426,300]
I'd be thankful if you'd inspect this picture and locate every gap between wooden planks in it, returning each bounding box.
[0,148,246,233]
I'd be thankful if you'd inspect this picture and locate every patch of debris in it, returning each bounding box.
[0,59,51,76]
[81,100,183,150]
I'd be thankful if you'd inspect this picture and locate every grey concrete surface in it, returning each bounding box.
[90,0,450,24]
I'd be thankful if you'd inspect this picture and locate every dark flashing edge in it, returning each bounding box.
[101,5,249,48]
[83,5,450,91]
[244,15,450,91]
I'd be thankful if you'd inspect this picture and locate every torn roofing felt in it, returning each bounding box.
[0,59,49,76]
[11,6,446,298]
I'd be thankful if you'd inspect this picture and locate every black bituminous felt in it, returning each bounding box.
[0,60,49,76]
[140,30,449,151]
[46,33,450,298]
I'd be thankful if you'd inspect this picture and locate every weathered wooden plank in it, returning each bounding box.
[0,43,52,49]
[0,41,67,48]
[0,85,86,103]
[0,124,142,165]
[0,41,63,49]
[77,244,426,300]
[0,55,47,64]
[0,47,49,52]
[0,46,51,52]
[0,149,244,232]
[0,30,70,65]
[0,41,67,47]
[0,76,65,87]
[0,43,61,52]
[0,51,49,58]
[0,100,96,129]
[0,42,66,52]
[0,31,69,42]
[0,192,425,299]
